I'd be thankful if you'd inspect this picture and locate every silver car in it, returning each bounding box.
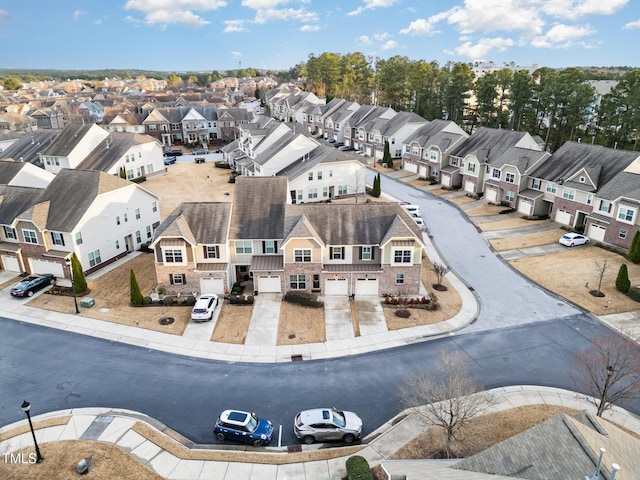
[294,407,363,444]
[191,294,219,322]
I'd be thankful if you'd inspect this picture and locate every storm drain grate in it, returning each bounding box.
[291,354,303,362]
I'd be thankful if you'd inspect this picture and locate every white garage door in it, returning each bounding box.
[441,175,451,187]
[258,275,281,293]
[517,199,532,215]
[404,162,418,173]
[555,210,572,225]
[30,259,65,277]
[3,255,20,272]
[200,277,225,295]
[588,224,606,243]
[325,278,348,296]
[418,165,428,178]
[464,180,475,193]
[485,188,498,203]
[355,278,378,296]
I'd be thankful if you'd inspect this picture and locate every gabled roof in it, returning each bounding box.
[450,127,535,163]
[0,185,44,225]
[0,160,31,185]
[77,132,158,172]
[530,142,639,190]
[230,176,289,240]
[153,202,232,245]
[282,214,325,247]
[276,144,366,180]
[405,119,469,152]
[380,111,426,136]
[40,123,100,157]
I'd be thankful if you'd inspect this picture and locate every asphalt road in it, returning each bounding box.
[1,171,638,447]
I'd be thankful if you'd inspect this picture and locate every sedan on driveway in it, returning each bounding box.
[213,410,274,447]
[191,294,218,322]
[294,407,363,444]
[163,156,177,165]
[559,232,589,247]
[10,274,55,297]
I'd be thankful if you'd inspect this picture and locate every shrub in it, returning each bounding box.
[162,296,175,306]
[345,455,373,480]
[139,242,153,253]
[395,309,410,318]
[616,264,631,294]
[246,295,254,305]
[130,269,144,305]
[628,286,640,303]
[629,231,640,264]
[214,161,231,169]
[142,296,152,305]
[284,292,321,307]
[131,176,147,183]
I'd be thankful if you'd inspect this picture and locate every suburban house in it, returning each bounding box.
[28,107,65,130]
[38,123,165,180]
[448,127,549,208]
[151,176,425,297]
[267,88,324,123]
[302,97,347,137]
[0,130,59,166]
[348,106,398,158]
[141,106,220,147]
[0,169,161,278]
[0,159,54,188]
[401,119,470,183]
[322,101,362,144]
[105,113,146,134]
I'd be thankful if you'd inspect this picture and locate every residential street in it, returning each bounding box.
[1,170,638,449]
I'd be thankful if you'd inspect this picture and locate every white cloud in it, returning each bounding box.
[400,18,436,35]
[224,19,248,32]
[358,35,373,45]
[231,51,244,58]
[300,24,320,32]
[373,32,390,41]
[348,0,400,16]
[123,0,227,27]
[241,0,317,24]
[447,37,515,59]
[73,10,86,21]
[0,9,10,21]
[381,40,398,50]
[94,19,102,25]
[531,23,595,47]
[623,19,640,29]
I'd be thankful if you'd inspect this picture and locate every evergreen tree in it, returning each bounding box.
[383,140,393,168]
[71,253,87,294]
[372,172,381,197]
[629,231,640,264]
[615,264,631,294]
[130,269,144,305]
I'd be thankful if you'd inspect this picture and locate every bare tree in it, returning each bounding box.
[592,259,609,297]
[402,350,494,458]
[347,169,366,204]
[433,262,450,290]
[573,333,640,417]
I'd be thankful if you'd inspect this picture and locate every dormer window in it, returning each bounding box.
[579,176,586,183]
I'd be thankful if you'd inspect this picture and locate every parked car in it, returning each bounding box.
[339,145,354,151]
[294,407,363,444]
[401,204,422,217]
[163,156,177,165]
[192,148,209,155]
[213,410,274,447]
[164,148,182,157]
[191,294,219,322]
[413,217,425,228]
[559,232,589,247]
[333,142,345,148]
[10,274,55,297]
[326,138,336,144]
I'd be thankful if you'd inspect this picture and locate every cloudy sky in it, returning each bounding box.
[0,0,638,72]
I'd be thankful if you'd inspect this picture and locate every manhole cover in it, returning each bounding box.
[159,317,175,325]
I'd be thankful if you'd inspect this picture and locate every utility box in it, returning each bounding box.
[81,297,95,308]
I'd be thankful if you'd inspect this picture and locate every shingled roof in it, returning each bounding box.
[153,202,232,245]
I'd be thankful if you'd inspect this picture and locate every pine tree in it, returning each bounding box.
[383,140,393,168]
[372,172,381,197]
[615,264,631,293]
[130,269,144,305]
[71,253,87,294]
[629,231,640,264]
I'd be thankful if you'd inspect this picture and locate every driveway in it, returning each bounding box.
[355,296,387,336]
[323,296,354,341]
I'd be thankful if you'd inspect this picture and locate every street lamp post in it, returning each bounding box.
[21,400,44,464]
[597,365,614,417]
[65,258,80,314]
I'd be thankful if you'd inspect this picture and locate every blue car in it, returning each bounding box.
[10,274,55,297]
[213,410,274,447]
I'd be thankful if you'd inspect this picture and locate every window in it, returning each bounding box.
[467,162,476,173]
[297,190,303,201]
[393,249,412,264]
[115,240,120,249]
[170,273,185,285]
[51,232,65,246]
[126,169,134,180]
[586,193,593,205]
[204,246,219,258]
[361,246,372,261]
[146,225,152,239]
[562,188,576,200]
[290,274,306,290]
[532,179,541,190]
[619,228,627,239]
[152,201,158,213]
[317,171,323,180]
[329,170,333,177]
[3,226,16,239]
[235,241,252,254]
[313,274,320,290]
[135,230,141,243]
[323,186,329,198]
[308,188,318,199]
[451,158,459,166]
[75,232,83,245]
[294,249,311,262]
[430,150,438,161]
[411,145,420,155]
[330,247,345,260]
[124,213,128,222]
[135,208,141,220]
[116,216,121,225]
[164,249,183,263]
[579,176,586,183]
[23,229,38,244]
[505,190,515,202]
[308,172,313,181]
[88,249,101,267]
[263,241,276,254]
[617,207,635,223]
[546,182,557,194]
[396,273,405,285]
[599,200,612,213]
[505,172,515,183]
[338,185,347,195]
[432,167,439,177]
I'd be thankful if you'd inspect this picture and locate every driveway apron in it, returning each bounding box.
[323,296,354,341]
[244,293,281,345]
[355,297,388,336]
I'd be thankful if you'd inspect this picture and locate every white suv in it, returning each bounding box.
[191,294,219,322]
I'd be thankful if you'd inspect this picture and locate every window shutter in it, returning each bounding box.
[169,274,174,284]
[215,246,219,258]
[359,247,362,260]
[203,246,207,258]
[274,241,277,252]
[50,232,54,243]
[61,235,65,246]
[372,247,375,260]
[183,274,187,283]
[341,247,345,259]
[262,241,266,253]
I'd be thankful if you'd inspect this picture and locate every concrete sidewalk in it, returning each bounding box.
[2,386,639,480]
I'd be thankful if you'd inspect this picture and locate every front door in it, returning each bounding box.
[124,234,134,253]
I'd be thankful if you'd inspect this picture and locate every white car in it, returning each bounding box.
[413,217,425,228]
[559,232,589,247]
[191,294,219,322]
[402,204,422,217]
